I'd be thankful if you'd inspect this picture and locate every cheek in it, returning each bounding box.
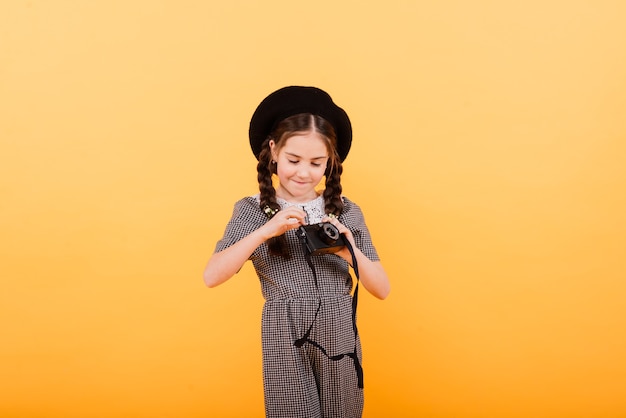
[275,163,293,178]
[312,166,327,180]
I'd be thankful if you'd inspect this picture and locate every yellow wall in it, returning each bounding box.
[2,1,625,417]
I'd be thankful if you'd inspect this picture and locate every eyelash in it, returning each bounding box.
[288,160,321,167]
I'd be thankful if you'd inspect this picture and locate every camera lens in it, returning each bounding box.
[319,223,340,244]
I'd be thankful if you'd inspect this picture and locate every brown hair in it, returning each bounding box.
[257,113,344,257]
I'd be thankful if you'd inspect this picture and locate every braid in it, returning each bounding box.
[256,114,343,257]
[257,138,290,258]
[257,138,278,211]
[323,152,344,217]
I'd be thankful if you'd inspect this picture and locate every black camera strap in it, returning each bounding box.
[294,230,364,389]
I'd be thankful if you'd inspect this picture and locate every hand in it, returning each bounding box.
[261,207,307,239]
[322,215,356,260]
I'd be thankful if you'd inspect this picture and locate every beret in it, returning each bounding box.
[249,86,352,161]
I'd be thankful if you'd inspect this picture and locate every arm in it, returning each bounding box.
[323,215,391,300]
[203,206,307,288]
[203,227,269,288]
[338,243,390,300]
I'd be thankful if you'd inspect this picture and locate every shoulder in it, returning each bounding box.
[339,196,367,223]
[341,195,363,214]
[234,195,260,207]
[230,195,263,220]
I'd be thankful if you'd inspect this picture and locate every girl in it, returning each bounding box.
[204,86,390,418]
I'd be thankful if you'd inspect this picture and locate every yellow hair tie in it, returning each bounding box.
[263,206,279,218]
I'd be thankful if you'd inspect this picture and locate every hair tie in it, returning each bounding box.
[263,205,279,219]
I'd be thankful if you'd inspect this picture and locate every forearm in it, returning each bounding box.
[340,247,390,300]
[203,228,268,288]
[204,206,308,288]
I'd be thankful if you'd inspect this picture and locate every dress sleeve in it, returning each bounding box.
[341,197,380,262]
[214,197,264,254]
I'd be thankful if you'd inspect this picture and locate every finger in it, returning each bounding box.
[324,216,341,227]
[293,208,308,220]
[286,209,307,223]
[283,215,305,228]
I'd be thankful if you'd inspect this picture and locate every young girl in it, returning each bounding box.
[204,86,390,418]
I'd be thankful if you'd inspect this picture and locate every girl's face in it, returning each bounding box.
[270,131,329,203]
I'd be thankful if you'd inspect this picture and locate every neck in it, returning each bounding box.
[275,188,319,204]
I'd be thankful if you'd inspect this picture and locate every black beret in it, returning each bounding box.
[249,86,352,161]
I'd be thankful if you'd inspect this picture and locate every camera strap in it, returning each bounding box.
[294,232,364,389]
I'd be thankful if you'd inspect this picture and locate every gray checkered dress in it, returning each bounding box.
[215,195,380,418]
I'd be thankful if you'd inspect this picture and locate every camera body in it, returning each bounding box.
[299,222,347,255]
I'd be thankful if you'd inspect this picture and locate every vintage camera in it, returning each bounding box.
[298,222,347,255]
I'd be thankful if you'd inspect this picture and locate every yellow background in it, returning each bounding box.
[2,1,625,417]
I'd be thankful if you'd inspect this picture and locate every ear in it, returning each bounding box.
[269,140,277,161]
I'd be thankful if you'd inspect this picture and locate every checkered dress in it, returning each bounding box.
[215,195,380,418]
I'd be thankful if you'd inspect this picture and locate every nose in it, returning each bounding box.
[296,166,310,178]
